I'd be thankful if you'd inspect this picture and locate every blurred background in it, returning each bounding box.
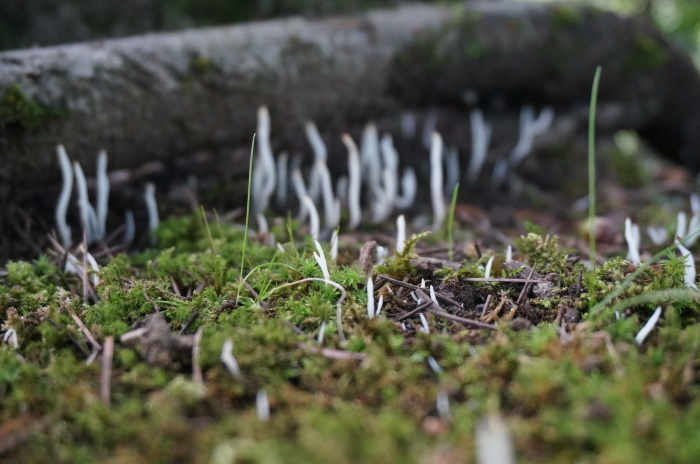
[1,0,699,66]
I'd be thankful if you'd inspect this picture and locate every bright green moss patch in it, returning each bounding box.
[1,212,700,462]
[0,83,64,131]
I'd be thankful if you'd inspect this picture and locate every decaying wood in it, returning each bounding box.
[1,1,700,196]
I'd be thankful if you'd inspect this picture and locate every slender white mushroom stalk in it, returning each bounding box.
[635,306,663,346]
[3,328,18,349]
[317,160,339,230]
[687,213,700,246]
[144,182,159,242]
[492,159,509,186]
[313,239,331,282]
[625,218,641,266]
[302,195,320,240]
[253,106,276,214]
[419,313,430,334]
[505,245,513,262]
[467,109,493,182]
[330,229,339,261]
[335,176,348,205]
[676,211,688,241]
[400,111,417,140]
[292,168,309,223]
[372,168,395,223]
[475,414,515,464]
[436,392,452,421]
[317,322,327,345]
[396,214,406,254]
[511,106,554,167]
[429,285,438,304]
[394,168,417,209]
[422,112,438,149]
[366,277,375,319]
[380,134,399,210]
[55,145,73,247]
[124,209,135,246]
[647,226,668,246]
[276,152,289,207]
[692,193,700,215]
[484,256,494,280]
[675,240,697,289]
[257,213,268,234]
[220,338,242,380]
[360,123,381,198]
[375,295,384,316]
[73,161,98,244]
[95,150,109,242]
[427,356,443,373]
[305,121,327,202]
[444,147,460,196]
[256,389,270,422]
[430,132,446,231]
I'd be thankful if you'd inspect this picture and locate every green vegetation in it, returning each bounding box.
[1,208,700,462]
[0,83,62,131]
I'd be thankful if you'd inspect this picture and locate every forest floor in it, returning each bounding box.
[1,126,700,463]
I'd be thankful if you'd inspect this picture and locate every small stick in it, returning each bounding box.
[473,240,483,259]
[480,294,493,318]
[575,268,583,296]
[100,336,114,406]
[170,276,182,297]
[82,230,89,304]
[192,327,204,385]
[42,316,91,357]
[65,307,102,352]
[296,342,369,361]
[378,275,463,307]
[179,311,199,335]
[143,287,160,312]
[394,301,433,322]
[516,265,537,305]
[428,309,498,330]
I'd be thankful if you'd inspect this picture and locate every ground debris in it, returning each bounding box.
[120,312,193,367]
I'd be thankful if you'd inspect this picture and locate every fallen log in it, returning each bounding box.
[0,1,699,196]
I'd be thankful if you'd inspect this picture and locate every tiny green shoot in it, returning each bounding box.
[588,66,602,270]
[237,134,256,304]
[447,182,460,261]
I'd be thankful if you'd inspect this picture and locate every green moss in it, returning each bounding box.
[623,33,669,74]
[0,83,64,131]
[550,4,584,29]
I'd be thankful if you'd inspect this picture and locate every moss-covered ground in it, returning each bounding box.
[1,195,700,463]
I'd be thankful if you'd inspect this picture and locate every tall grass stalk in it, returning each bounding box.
[447,183,460,261]
[236,134,256,304]
[588,66,602,270]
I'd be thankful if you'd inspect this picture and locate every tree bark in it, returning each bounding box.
[1,1,699,196]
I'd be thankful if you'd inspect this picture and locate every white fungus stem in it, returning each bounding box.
[95,150,109,242]
[55,145,73,247]
[396,215,406,254]
[625,218,641,266]
[253,106,276,214]
[430,132,446,231]
[367,277,375,319]
[302,195,320,240]
[635,306,663,346]
[144,182,159,242]
[467,109,492,182]
[73,161,97,244]
[220,338,242,380]
[343,134,362,230]
[313,239,331,282]
[292,169,309,223]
